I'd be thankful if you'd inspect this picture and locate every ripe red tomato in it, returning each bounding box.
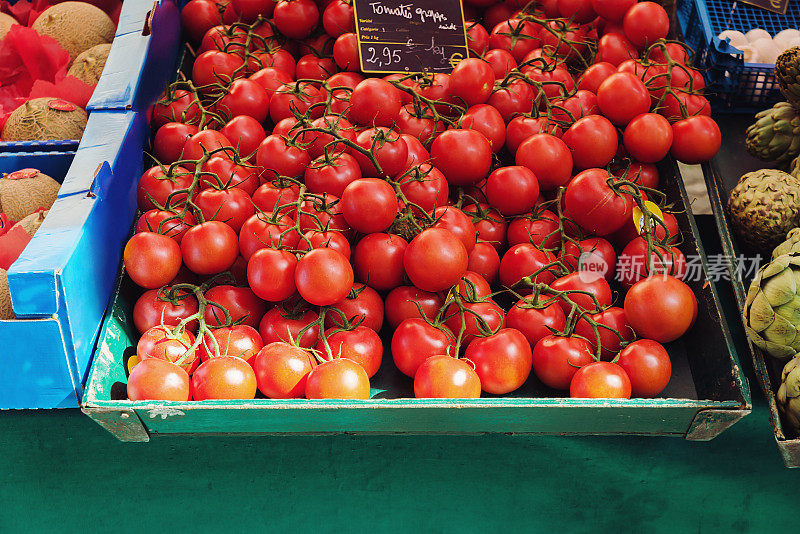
[250,49,297,77]
[238,212,298,260]
[507,210,560,250]
[658,91,711,123]
[623,1,669,48]
[578,62,617,94]
[596,72,651,126]
[137,165,193,211]
[259,305,319,348]
[484,48,517,79]
[249,67,293,98]
[352,127,409,178]
[323,0,354,36]
[194,187,255,234]
[487,80,535,123]
[617,339,672,397]
[485,166,539,216]
[465,328,532,394]
[253,342,316,398]
[327,283,384,331]
[349,78,402,127]
[127,358,191,401]
[532,334,594,390]
[295,54,337,80]
[404,228,468,292]
[153,122,199,165]
[138,325,199,373]
[181,0,236,43]
[231,0,275,22]
[133,287,199,335]
[574,307,635,360]
[596,32,637,66]
[462,203,506,250]
[273,0,319,39]
[515,134,572,191]
[449,58,495,106]
[561,115,618,170]
[319,326,382,377]
[192,50,244,87]
[592,0,636,22]
[399,164,448,213]
[297,230,352,259]
[414,355,481,398]
[617,237,687,287]
[136,209,195,244]
[444,299,505,348]
[623,113,673,163]
[489,19,540,61]
[191,355,257,400]
[392,318,455,378]
[216,79,269,123]
[124,232,182,289]
[304,153,362,198]
[153,89,200,128]
[466,20,489,55]
[247,248,298,302]
[180,221,238,275]
[625,275,698,343]
[506,116,562,154]
[353,233,408,291]
[506,299,566,349]
[269,82,323,123]
[432,206,478,254]
[256,134,312,180]
[570,361,631,398]
[562,237,617,281]
[219,116,266,160]
[459,104,506,153]
[499,243,557,289]
[565,168,633,236]
[430,129,492,186]
[295,248,353,306]
[182,130,233,169]
[341,178,398,233]
[204,285,267,328]
[384,286,443,329]
[549,272,612,316]
[305,358,370,399]
[199,324,263,365]
[670,116,722,164]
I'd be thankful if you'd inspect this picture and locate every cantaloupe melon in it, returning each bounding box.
[32,2,114,60]
[0,12,17,41]
[13,209,48,237]
[2,98,88,141]
[0,269,12,320]
[67,43,111,85]
[0,169,60,221]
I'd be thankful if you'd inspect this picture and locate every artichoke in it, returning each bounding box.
[777,354,800,433]
[745,102,800,165]
[744,253,800,359]
[773,228,800,259]
[727,169,800,252]
[776,47,800,109]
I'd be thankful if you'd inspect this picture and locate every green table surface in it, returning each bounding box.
[0,219,792,534]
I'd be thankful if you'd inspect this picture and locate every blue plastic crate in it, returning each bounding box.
[87,0,181,111]
[0,110,146,409]
[0,150,76,179]
[677,0,800,112]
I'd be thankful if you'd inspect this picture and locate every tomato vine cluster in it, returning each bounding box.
[123,0,715,402]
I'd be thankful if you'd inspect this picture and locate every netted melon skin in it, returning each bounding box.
[0,170,60,221]
[0,12,16,40]
[2,98,87,141]
[68,43,111,85]
[31,2,114,60]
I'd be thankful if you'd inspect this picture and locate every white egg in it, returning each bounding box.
[718,30,748,49]
[746,28,772,42]
[738,43,761,63]
[774,29,800,51]
[751,37,780,63]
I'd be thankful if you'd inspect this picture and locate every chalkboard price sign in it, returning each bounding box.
[740,0,788,15]
[352,0,470,74]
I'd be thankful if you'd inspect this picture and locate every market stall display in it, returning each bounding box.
[80,0,751,440]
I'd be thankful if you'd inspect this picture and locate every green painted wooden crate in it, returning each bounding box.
[701,116,800,467]
[81,159,751,441]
